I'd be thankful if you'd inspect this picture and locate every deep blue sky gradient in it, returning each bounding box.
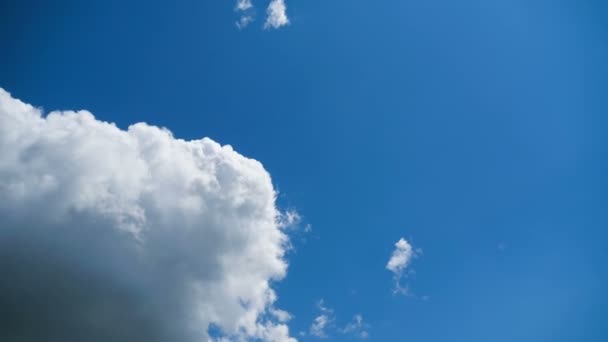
[1,0,607,340]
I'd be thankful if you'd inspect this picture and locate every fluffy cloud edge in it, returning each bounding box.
[0,87,297,342]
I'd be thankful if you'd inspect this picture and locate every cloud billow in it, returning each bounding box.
[386,238,419,295]
[0,88,296,342]
[264,0,289,29]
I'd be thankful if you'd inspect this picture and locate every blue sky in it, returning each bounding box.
[1,0,607,341]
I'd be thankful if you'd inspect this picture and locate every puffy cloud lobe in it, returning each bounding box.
[235,0,253,11]
[0,88,296,342]
[264,0,289,29]
[270,308,293,323]
[386,238,417,295]
[386,238,414,275]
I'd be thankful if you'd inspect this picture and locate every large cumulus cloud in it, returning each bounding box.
[0,88,296,342]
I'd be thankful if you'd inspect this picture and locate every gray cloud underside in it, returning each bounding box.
[0,88,296,342]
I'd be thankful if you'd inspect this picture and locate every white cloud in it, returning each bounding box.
[234,0,290,30]
[235,0,253,11]
[386,238,419,295]
[341,314,369,339]
[387,238,415,274]
[309,300,333,338]
[264,0,289,29]
[0,88,296,342]
[234,0,255,29]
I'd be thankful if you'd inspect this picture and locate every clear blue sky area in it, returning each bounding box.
[2,1,607,341]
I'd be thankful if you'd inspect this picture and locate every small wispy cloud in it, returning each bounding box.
[236,15,255,29]
[310,315,331,338]
[278,209,301,229]
[233,0,290,30]
[309,300,334,338]
[386,238,420,295]
[305,300,369,339]
[234,0,255,29]
[341,314,369,339]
